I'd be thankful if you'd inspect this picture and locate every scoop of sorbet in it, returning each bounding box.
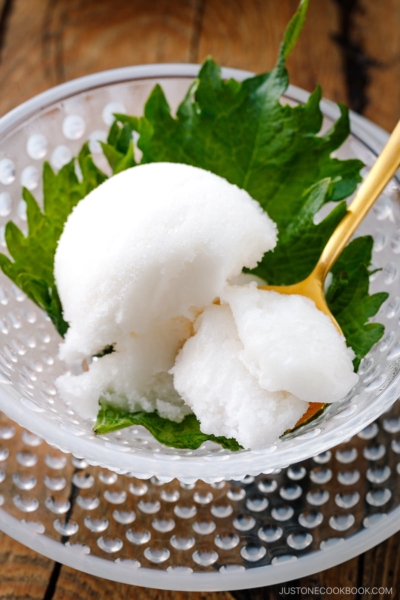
[221,284,359,404]
[55,162,277,363]
[171,303,307,449]
[172,284,358,448]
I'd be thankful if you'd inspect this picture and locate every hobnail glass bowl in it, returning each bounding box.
[0,65,398,482]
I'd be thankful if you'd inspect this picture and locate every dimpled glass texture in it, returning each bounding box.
[1,402,400,589]
[0,65,398,482]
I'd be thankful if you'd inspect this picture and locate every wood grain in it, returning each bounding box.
[52,566,234,600]
[59,0,200,80]
[298,556,361,599]
[361,531,400,600]
[0,0,51,116]
[353,0,400,131]
[0,0,200,118]
[1,0,397,131]
[0,531,55,600]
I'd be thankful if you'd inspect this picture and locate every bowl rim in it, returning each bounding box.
[0,63,398,480]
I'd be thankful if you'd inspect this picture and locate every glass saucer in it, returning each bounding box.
[0,65,398,480]
[0,399,399,591]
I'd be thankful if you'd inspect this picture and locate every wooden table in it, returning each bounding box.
[0,0,399,598]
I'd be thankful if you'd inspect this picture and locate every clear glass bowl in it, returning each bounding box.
[0,65,398,482]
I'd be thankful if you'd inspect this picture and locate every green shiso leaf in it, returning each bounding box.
[0,143,107,336]
[93,344,115,359]
[326,236,388,371]
[101,122,136,174]
[94,401,242,451]
[281,0,310,60]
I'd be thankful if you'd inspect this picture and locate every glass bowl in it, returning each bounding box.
[0,64,398,482]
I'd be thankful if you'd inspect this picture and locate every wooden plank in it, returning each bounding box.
[352,0,400,132]
[52,566,235,600]
[59,0,199,80]
[361,531,400,600]
[0,531,55,600]
[0,0,199,118]
[298,557,361,599]
[0,0,51,117]
[196,0,348,104]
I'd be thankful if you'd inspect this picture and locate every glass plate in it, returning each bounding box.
[1,400,400,590]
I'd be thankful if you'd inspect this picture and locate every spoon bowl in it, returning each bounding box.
[260,273,340,330]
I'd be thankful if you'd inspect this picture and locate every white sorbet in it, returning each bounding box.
[57,316,193,420]
[172,304,307,449]
[55,162,277,363]
[221,284,359,404]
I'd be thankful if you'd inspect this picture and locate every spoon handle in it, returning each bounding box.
[314,119,400,281]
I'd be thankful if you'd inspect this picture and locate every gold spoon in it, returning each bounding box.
[260,119,400,334]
